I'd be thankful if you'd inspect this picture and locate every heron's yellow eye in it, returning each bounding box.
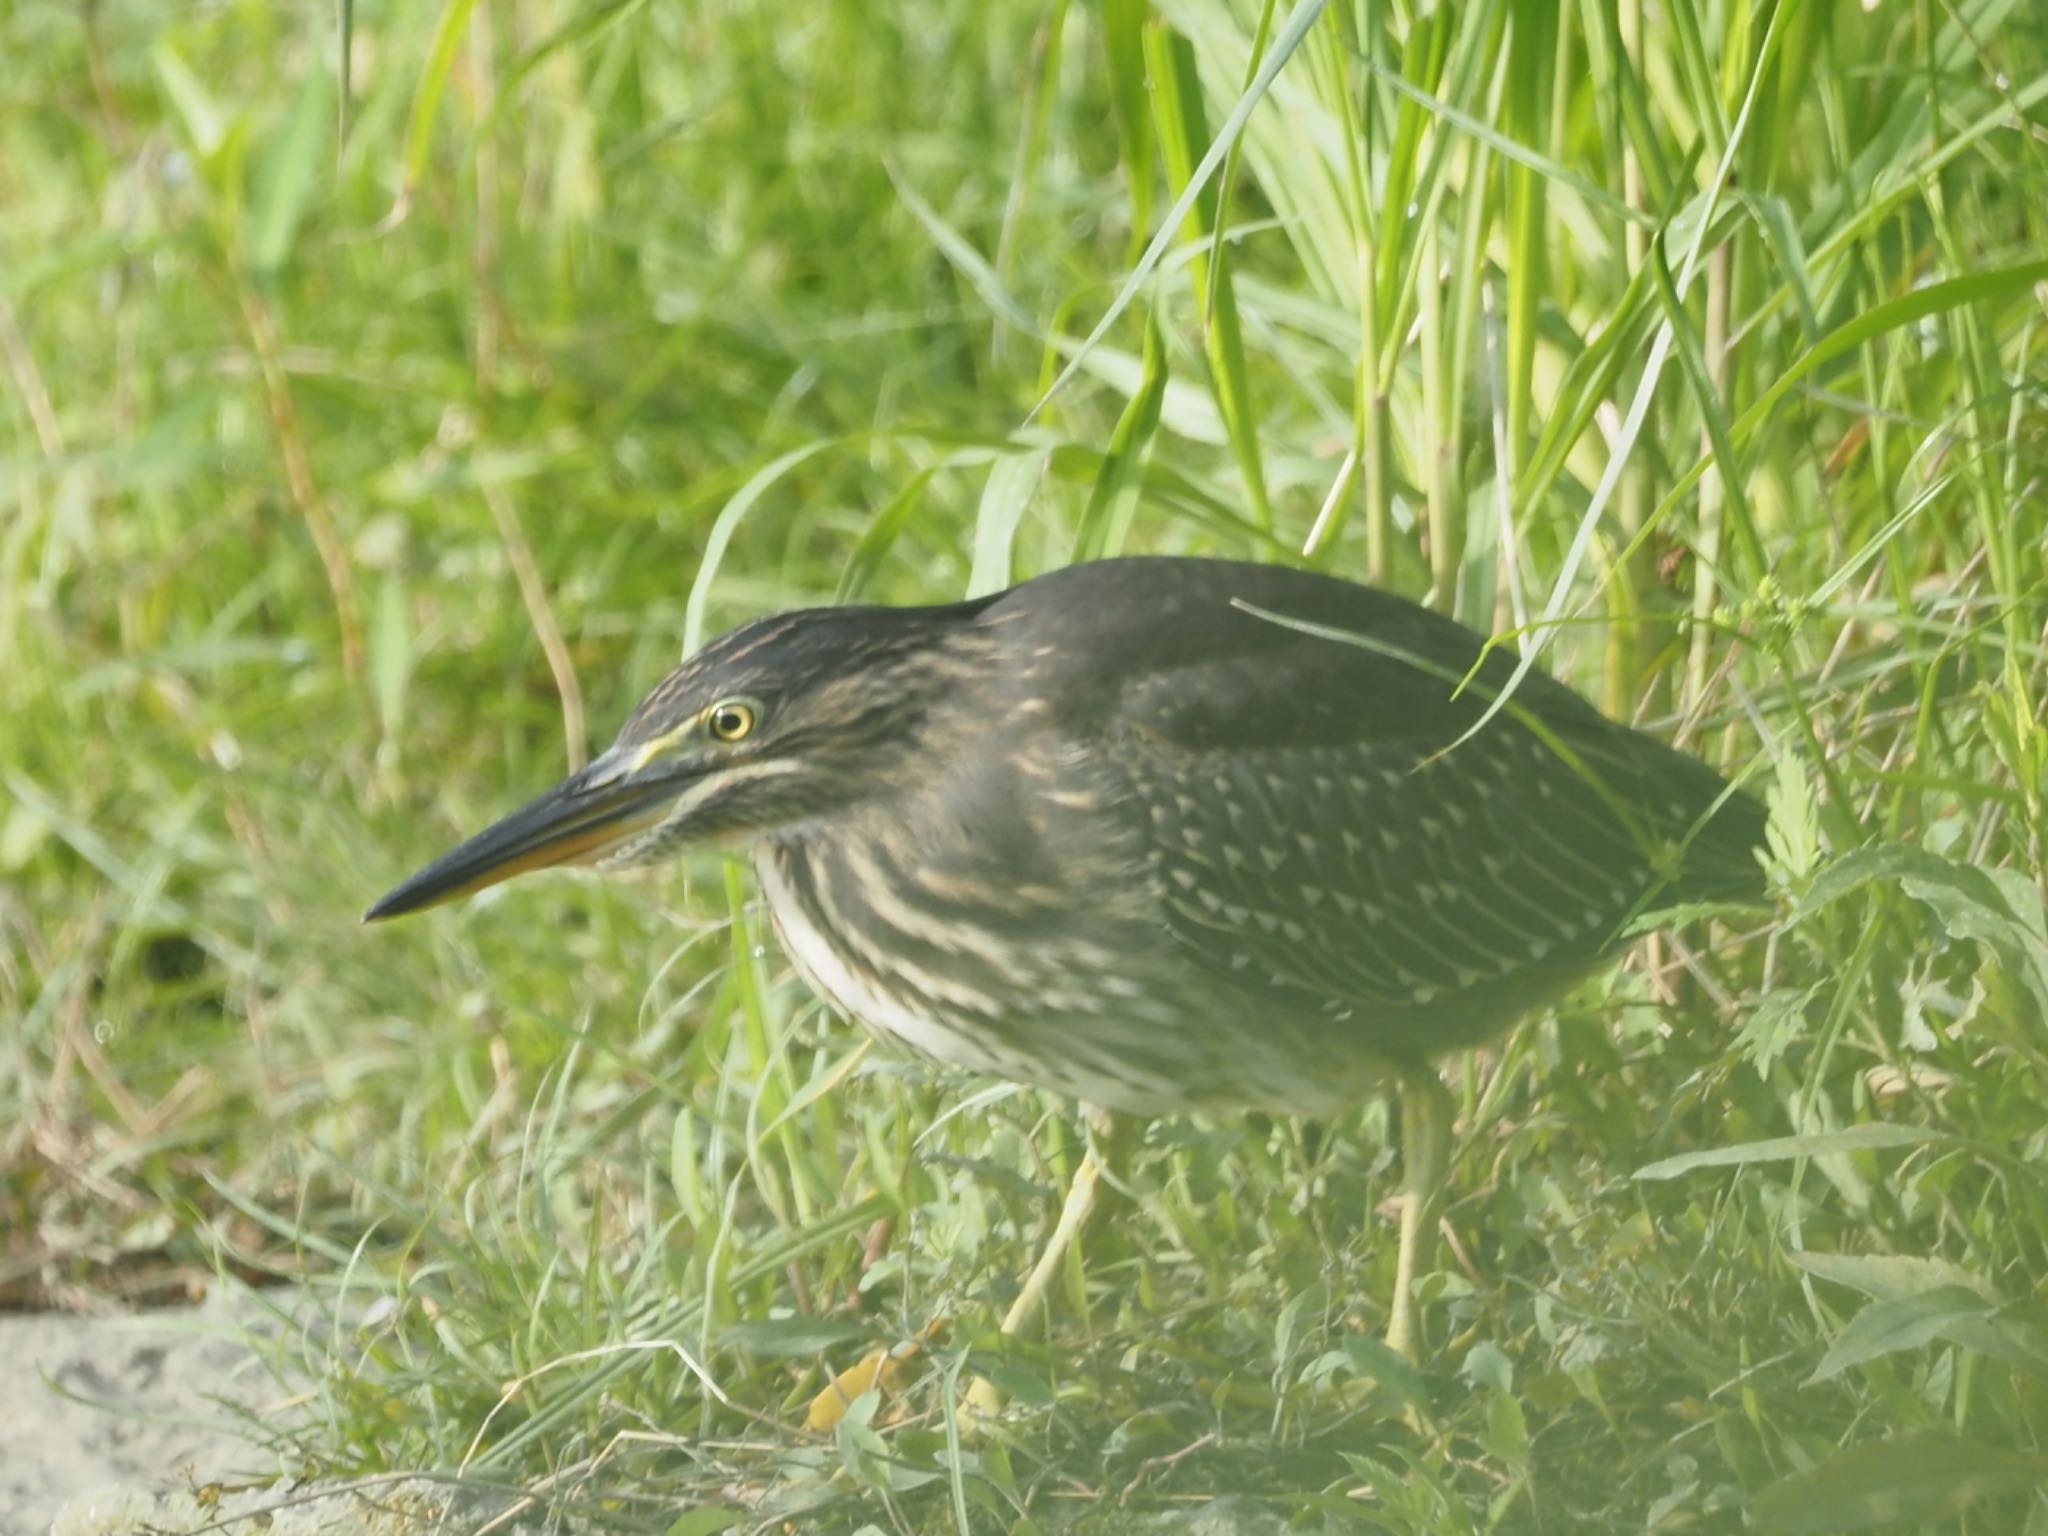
[707,700,757,743]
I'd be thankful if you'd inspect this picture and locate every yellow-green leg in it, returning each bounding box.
[960,1109,1127,1428]
[1384,1068,1453,1363]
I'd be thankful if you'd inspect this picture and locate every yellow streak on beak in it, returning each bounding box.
[432,809,666,901]
[365,785,677,922]
[627,722,694,773]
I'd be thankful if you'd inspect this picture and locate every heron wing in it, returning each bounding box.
[1104,613,1753,1051]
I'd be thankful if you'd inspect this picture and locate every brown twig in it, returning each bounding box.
[481,477,586,769]
[0,297,63,459]
[237,286,363,676]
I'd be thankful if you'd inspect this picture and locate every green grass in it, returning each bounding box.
[5,0,2047,1530]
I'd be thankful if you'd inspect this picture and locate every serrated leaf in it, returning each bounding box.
[1634,1123,1937,1181]
[1898,870,2048,1023]
[1762,756,1818,886]
[1734,988,1816,1079]
[1799,843,2048,1027]
[1792,1250,1995,1304]
[1795,1253,2048,1381]
[1751,1433,2048,1534]
[1807,1285,1992,1383]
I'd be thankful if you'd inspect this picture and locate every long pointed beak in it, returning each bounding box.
[364,752,683,923]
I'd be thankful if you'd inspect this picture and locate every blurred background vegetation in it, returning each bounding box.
[4,0,2047,1529]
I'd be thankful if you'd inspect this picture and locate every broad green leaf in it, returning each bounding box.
[720,1316,869,1358]
[152,42,227,159]
[967,449,1051,598]
[1032,0,1327,416]
[1071,344,1226,444]
[1654,257,2048,531]
[1484,1388,1529,1470]
[683,440,839,655]
[1899,867,2048,1022]
[249,65,334,276]
[889,166,1038,336]
[1146,21,1269,528]
[1739,190,1820,341]
[1072,313,1167,563]
[1302,1337,1430,1419]
[1102,0,1155,253]
[1364,55,1650,228]
[0,802,50,872]
[397,0,483,215]
[839,468,939,602]
[1647,240,1760,573]
[367,574,411,744]
[664,1509,744,1536]
[1460,1340,1514,1393]
[1792,1259,2048,1383]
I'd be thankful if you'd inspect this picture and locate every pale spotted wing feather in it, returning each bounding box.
[1120,720,1669,1057]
